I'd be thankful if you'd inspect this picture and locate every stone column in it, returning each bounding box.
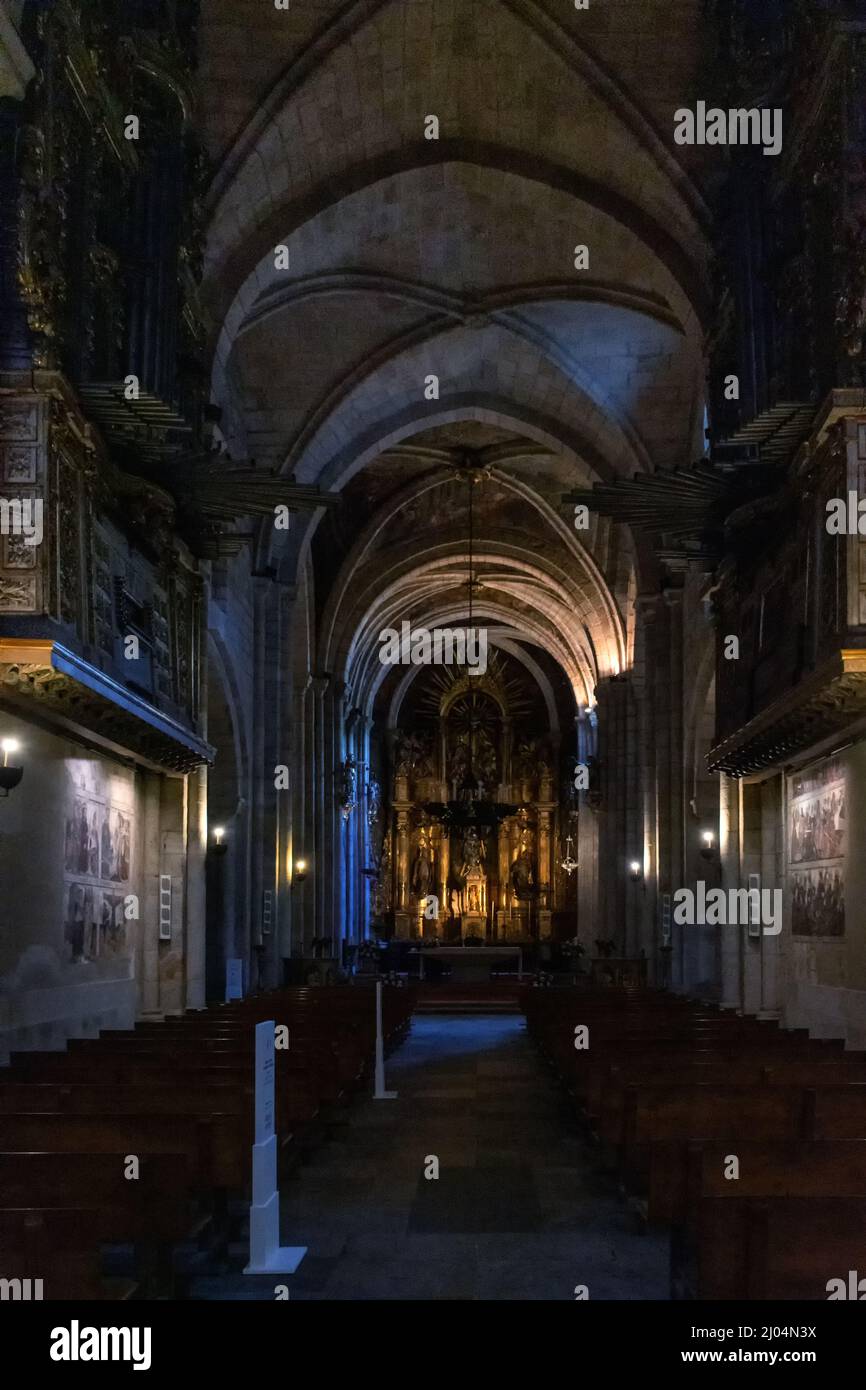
[741,781,764,1015]
[665,587,686,988]
[288,674,311,962]
[575,708,595,954]
[139,771,162,1015]
[253,575,283,988]
[759,775,783,1018]
[596,675,631,948]
[359,716,373,940]
[343,706,361,948]
[184,763,208,1009]
[631,600,658,972]
[328,681,348,961]
[311,675,328,945]
[639,595,666,980]
[719,772,743,1010]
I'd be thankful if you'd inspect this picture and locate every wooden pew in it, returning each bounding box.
[3,1057,320,1135]
[653,1135,866,1226]
[0,1110,246,1190]
[0,1151,193,1243]
[0,1207,120,1301]
[0,1150,195,1297]
[596,1056,866,1150]
[680,1196,866,1300]
[619,1084,817,1189]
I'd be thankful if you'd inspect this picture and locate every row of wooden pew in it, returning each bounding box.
[0,983,414,1299]
[525,987,866,1299]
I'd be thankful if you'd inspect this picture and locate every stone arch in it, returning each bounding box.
[204,0,710,245]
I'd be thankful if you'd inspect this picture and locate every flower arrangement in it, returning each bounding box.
[357,940,383,961]
[533,970,555,988]
[560,937,585,960]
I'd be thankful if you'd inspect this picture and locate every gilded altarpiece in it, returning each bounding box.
[378,659,574,942]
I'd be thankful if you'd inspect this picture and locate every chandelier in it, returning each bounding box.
[421,454,518,833]
[558,833,578,876]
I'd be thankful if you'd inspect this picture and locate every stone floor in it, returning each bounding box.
[192,1013,669,1300]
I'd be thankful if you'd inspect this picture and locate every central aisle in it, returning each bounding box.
[270,1012,668,1301]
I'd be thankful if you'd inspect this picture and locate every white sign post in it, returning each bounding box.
[373,979,397,1100]
[244,1020,307,1275]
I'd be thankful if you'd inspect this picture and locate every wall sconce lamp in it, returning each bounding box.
[628,860,643,883]
[293,858,308,885]
[700,829,716,861]
[211,825,228,857]
[0,738,23,797]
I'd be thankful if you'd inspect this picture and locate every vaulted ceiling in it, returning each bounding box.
[197,0,713,709]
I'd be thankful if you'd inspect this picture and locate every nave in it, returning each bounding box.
[4,0,866,1321]
[5,978,866,1302]
[198,1012,668,1302]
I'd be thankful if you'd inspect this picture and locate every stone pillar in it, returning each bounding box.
[311,675,328,944]
[184,763,207,1009]
[287,675,310,962]
[157,775,187,1015]
[741,781,763,1015]
[719,772,743,1009]
[253,576,283,988]
[636,595,668,981]
[359,716,373,940]
[575,708,595,954]
[623,679,640,959]
[665,588,686,988]
[596,676,631,948]
[343,706,360,948]
[633,598,659,975]
[759,776,783,1018]
[139,771,162,1015]
[327,680,348,960]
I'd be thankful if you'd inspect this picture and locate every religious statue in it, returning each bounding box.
[513,738,538,780]
[460,826,485,873]
[474,727,498,789]
[448,735,470,784]
[455,826,488,923]
[338,757,358,821]
[510,849,535,899]
[411,835,433,897]
[395,732,433,778]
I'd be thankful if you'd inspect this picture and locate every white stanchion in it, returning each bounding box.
[244,1019,307,1275]
[373,978,397,1100]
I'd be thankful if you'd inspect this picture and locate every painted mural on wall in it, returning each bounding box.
[788,756,846,938]
[63,762,134,963]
